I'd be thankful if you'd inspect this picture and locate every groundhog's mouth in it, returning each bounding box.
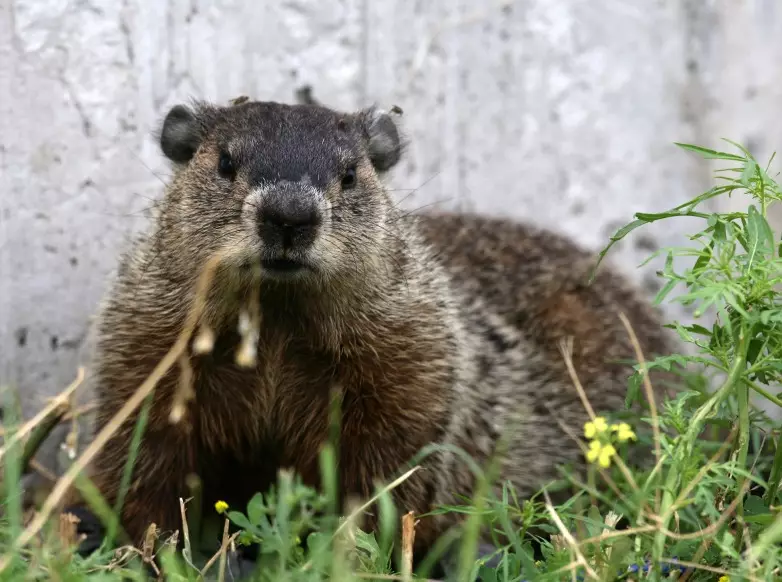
[261,258,308,274]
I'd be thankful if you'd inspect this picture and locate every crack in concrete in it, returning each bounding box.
[119,0,135,66]
[61,76,93,138]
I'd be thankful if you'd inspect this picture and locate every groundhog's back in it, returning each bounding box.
[415,211,677,402]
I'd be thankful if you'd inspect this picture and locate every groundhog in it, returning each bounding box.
[69,97,678,571]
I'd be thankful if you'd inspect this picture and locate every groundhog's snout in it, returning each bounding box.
[257,192,321,248]
[254,184,323,275]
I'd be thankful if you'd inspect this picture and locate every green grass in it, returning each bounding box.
[2,139,782,581]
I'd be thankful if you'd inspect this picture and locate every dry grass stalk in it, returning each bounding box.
[300,466,421,573]
[107,545,145,572]
[62,401,100,422]
[217,518,230,582]
[334,466,420,542]
[543,490,599,580]
[0,367,84,464]
[164,529,180,553]
[170,354,195,424]
[577,524,657,548]
[141,523,161,577]
[192,324,215,355]
[62,412,79,461]
[401,511,416,581]
[0,249,231,575]
[200,528,240,578]
[557,337,596,420]
[142,523,158,563]
[554,344,642,496]
[167,250,237,423]
[558,335,641,494]
[617,311,663,512]
[179,496,196,569]
[235,285,261,368]
[558,312,675,536]
[655,480,750,540]
[679,535,714,582]
[662,557,757,581]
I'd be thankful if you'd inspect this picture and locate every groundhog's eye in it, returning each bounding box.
[341,167,357,189]
[218,151,235,179]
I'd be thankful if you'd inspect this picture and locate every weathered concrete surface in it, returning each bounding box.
[1,0,781,475]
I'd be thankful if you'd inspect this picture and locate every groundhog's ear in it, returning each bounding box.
[361,106,404,172]
[159,104,210,164]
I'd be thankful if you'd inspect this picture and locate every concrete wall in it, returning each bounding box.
[2,0,782,475]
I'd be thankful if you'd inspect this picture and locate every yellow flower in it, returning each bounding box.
[584,416,608,439]
[214,500,229,514]
[611,422,637,442]
[718,576,730,582]
[597,444,616,468]
[586,440,616,468]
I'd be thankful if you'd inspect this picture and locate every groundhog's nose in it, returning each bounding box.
[257,194,322,250]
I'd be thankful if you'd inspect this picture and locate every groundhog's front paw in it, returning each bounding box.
[62,505,106,557]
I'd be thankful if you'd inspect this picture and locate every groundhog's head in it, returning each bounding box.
[156,99,403,285]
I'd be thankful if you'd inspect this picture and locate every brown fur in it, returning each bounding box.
[79,98,679,561]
